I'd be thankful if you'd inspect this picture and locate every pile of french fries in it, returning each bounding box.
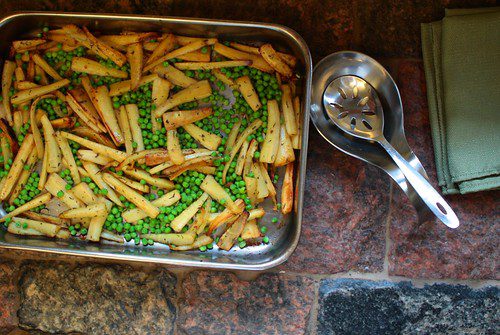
[0,24,302,251]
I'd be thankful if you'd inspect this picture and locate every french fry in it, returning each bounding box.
[183,123,222,151]
[122,167,175,190]
[127,43,143,90]
[7,222,44,236]
[176,36,217,46]
[22,211,69,227]
[1,60,15,124]
[11,79,70,105]
[197,197,211,234]
[103,173,160,218]
[260,44,293,77]
[259,100,280,164]
[177,50,211,62]
[87,198,112,242]
[66,91,103,133]
[146,34,176,65]
[116,149,164,170]
[281,162,294,215]
[72,127,116,149]
[118,106,133,154]
[153,64,197,88]
[60,132,127,162]
[207,199,245,234]
[159,154,214,176]
[32,54,62,80]
[81,161,123,207]
[0,193,52,222]
[170,235,213,251]
[213,43,273,73]
[77,150,113,165]
[254,163,269,200]
[235,140,249,175]
[99,33,157,46]
[170,192,209,232]
[281,84,297,135]
[142,232,195,246]
[100,229,124,243]
[44,173,83,209]
[291,96,302,149]
[218,211,249,251]
[151,77,171,133]
[60,203,107,219]
[35,65,48,85]
[154,80,212,118]
[225,120,241,154]
[112,173,149,193]
[55,132,81,184]
[175,60,251,71]
[235,75,262,112]
[241,220,261,240]
[15,81,39,90]
[71,182,99,205]
[122,189,180,223]
[0,134,34,200]
[200,175,242,214]
[8,147,37,203]
[166,129,185,165]
[163,107,213,130]
[38,146,48,190]
[212,69,234,86]
[40,113,62,173]
[229,42,297,67]
[0,137,12,167]
[71,57,128,78]
[12,111,22,137]
[222,119,262,183]
[69,88,102,123]
[149,149,212,174]
[108,74,158,97]
[0,118,19,155]
[50,117,77,129]
[93,86,124,146]
[9,217,61,237]
[143,40,208,72]
[167,161,213,180]
[259,163,277,204]
[46,30,78,46]
[125,104,144,152]
[274,124,295,167]
[12,39,46,52]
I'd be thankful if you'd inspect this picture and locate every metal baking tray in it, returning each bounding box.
[0,12,312,270]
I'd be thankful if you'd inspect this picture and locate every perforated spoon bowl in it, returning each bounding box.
[323,75,459,228]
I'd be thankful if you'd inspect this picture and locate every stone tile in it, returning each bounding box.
[317,278,499,335]
[388,60,500,279]
[177,271,315,335]
[280,129,389,274]
[18,263,177,334]
[0,261,19,333]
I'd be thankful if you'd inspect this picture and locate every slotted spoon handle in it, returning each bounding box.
[377,138,459,228]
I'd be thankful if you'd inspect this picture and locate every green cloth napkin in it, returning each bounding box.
[421,8,500,194]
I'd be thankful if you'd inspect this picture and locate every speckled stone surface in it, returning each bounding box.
[18,263,177,334]
[388,60,500,279]
[0,262,19,332]
[317,279,500,335]
[177,271,316,335]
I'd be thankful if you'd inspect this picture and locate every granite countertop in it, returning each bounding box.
[0,1,499,334]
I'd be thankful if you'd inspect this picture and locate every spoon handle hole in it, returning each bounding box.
[436,202,448,215]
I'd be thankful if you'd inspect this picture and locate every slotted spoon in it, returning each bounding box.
[323,75,459,228]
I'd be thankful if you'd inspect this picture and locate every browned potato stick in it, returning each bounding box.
[144,149,170,166]
[153,64,197,88]
[22,211,69,227]
[35,65,48,85]
[198,197,211,234]
[12,39,46,52]
[291,96,302,149]
[72,126,116,149]
[259,44,293,77]
[0,134,34,200]
[235,76,262,112]
[122,189,180,223]
[71,57,128,78]
[143,40,208,72]
[71,182,99,205]
[201,175,242,214]
[46,30,78,46]
[0,118,19,154]
[0,137,12,166]
[10,217,61,237]
[149,150,212,174]
[99,32,156,46]
[183,123,222,151]
[81,161,123,207]
[274,124,295,167]
[10,79,70,105]
[166,129,185,165]
[229,42,297,67]
[7,222,43,236]
[212,69,235,86]
[177,50,211,62]
[78,149,114,165]
[151,77,170,133]
[116,148,164,170]
[225,121,241,155]
[176,36,217,46]
[69,88,101,120]
[38,147,48,190]
[112,173,149,193]
[103,173,160,218]
[32,54,62,80]
[108,74,158,97]
[213,43,274,73]
[170,235,213,251]
[8,147,37,203]
[154,80,212,118]
[55,132,81,184]
[235,140,249,175]
[12,112,22,137]
[60,203,107,219]
[87,198,112,242]
[0,193,51,222]
[40,113,62,173]
[167,161,213,180]
[259,163,277,203]
[15,81,40,90]
[124,104,144,152]
[50,117,77,129]
[60,132,127,162]
[281,84,297,135]
[254,163,269,199]
[142,232,195,246]
[118,106,133,154]
[163,107,213,130]
[207,199,245,234]
[159,153,214,175]
[66,92,103,133]
[127,43,143,90]
[45,173,83,209]
[222,119,263,183]
[170,192,209,232]
[218,211,249,251]
[146,34,176,65]
[93,85,124,146]
[122,167,175,190]
[175,60,251,71]
[259,100,280,163]
[281,162,294,215]
[62,25,126,67]
[241,219,261,240]
[100,229,124,243]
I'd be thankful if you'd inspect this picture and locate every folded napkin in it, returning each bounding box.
[421,7,500,194]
